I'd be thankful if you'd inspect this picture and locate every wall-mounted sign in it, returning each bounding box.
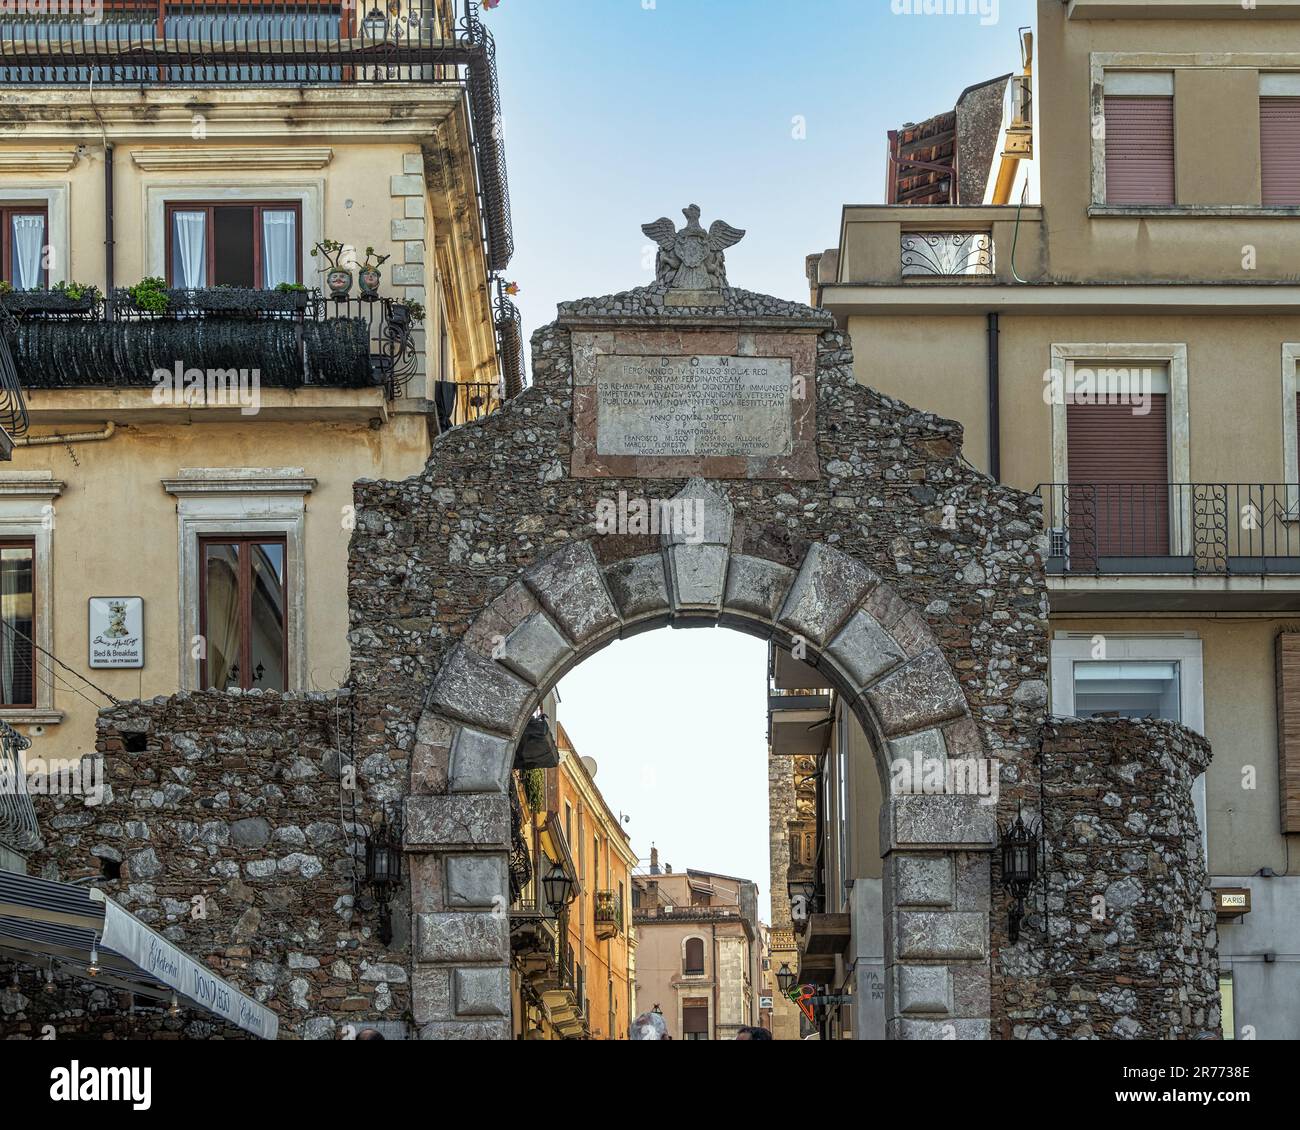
[88,597,144,669]
[759,996,774,1010]
[1212,887,1251,918]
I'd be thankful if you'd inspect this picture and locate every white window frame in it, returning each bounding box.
[143,181,324,288]
[162,469,315,692]
[1050,632,1207,858]
[1050,342,1191,552]
[0,185,70,286]
[681,932,708,979]
[0,475,65,724]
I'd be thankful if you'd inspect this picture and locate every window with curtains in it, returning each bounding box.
[199,536,287,692]
[165,202,301,289]
[1,208,48,289]
[0,541,35,709]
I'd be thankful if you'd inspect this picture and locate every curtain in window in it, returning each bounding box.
[0,546,34,707]
[203,543,242,689]
[261,209,297,289]
[10,215,45,290]
[171,210,207,288]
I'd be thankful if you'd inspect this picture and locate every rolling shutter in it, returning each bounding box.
[1105,97,1175,205]
[1261,98,1300,206]
[1067,394,1169,561]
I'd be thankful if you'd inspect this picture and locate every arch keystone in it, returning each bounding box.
[662,478,734,616]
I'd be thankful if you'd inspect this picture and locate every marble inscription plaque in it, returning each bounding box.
[595,354,793,459]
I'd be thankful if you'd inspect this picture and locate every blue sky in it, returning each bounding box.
[489,0,1036,917]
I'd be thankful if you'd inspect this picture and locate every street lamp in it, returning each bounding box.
[365,807,403,945]
[776,963,796,993]
[999,806,1040,944]
[541,861,574,919]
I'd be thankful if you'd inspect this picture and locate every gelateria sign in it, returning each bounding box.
[93,891,279,1039]
[88,596,143,669]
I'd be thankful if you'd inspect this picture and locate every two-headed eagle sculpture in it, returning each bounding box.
[641,204,746,291]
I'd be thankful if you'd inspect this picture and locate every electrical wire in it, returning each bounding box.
[0,617,120,706]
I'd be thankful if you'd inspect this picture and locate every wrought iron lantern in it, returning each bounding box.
[541,861,575,919]
[362,6,389,41]
[999,806,1041,943]
[365,807,403,945]
[776,963,796,993]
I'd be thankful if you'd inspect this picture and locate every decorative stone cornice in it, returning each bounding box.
[0,151,78,173]
[0,87,462,145]
[162,468,317,496]
[131,147,334,172]
[0,473,66,498]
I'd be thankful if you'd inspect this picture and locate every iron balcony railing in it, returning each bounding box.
[1038,483,1300,576]
[900,231,994,278]
[0,1,513,275]
[0,718,40,855]
[2,288,419,398]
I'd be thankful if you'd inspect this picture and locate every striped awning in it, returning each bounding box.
[0,871,277,1039]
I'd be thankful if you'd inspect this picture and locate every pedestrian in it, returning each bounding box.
[630,1010,668,1040]
[735,1026,772,1040]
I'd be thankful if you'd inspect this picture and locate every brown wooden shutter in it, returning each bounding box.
[1067,396,1169,561]
[1275,632,1300,833]
[1261,98,1300,206]
[1105,97,1175,205]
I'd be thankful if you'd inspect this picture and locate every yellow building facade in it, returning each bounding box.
[0,3,519,769]
[809,0,1300,1039]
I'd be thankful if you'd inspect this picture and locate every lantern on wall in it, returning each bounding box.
[776,963,796,993]
[365,807,404,945]
[541,861,575,919]
[999,806,1041,944]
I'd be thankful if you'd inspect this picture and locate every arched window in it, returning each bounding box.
[683,937,705,976]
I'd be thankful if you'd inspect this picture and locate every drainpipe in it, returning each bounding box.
[104,144,115,320]
[986,312,1001,482]
[13,421,116,448]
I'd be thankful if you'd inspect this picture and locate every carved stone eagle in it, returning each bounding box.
[641,204,746,290]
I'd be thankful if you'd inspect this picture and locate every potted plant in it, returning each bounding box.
[387,298,425,327]
[358,248,390,299]
[311,239,354,299]
[0,279,103,315]
[116,277,171,315]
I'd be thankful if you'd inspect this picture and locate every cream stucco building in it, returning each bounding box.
[0,3,520,772]
[801,0,1300,1040]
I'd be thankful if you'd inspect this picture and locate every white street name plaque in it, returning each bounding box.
[595,354,794,459]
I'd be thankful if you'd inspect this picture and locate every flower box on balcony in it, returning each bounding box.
[110,286,313,318]
[0,288,101,316]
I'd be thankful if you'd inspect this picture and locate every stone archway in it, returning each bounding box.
[407,490,999,1039]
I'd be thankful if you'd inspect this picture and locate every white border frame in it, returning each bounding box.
[1050,632,1207,857]
[0,476,66,724]
[143,181,324,287]
[162,471,314,692]
[0,184,70,286]
[1050,342,1191,552]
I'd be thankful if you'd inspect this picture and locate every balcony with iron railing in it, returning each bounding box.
[593,889,622,940]
[1038,483,1300,610]
[2,286,420,400]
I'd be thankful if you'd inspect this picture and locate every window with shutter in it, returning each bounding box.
[1276,632,1300,833]
[1066,377,1170,566]
[1261,98,1300,206]
[1105,96,1175,205]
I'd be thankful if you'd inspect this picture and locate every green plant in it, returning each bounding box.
[310,239,348,271]
[128,276,170,314]
[392,299,425,324]
[0,281,11,295]
[523,767,546,812]
[360,246,391,272]
[275,282,308,293]
[51,280,102,304]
